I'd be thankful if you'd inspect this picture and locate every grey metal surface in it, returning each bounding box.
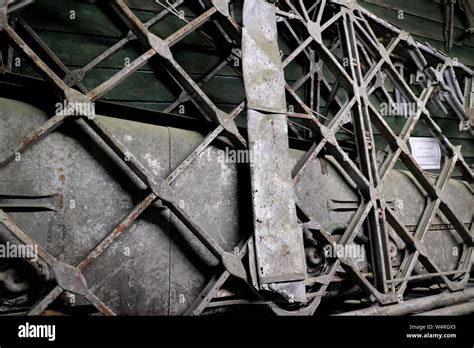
[0,0,472,316]
[247,111,306,287]
[242,0,306,301]
[242,0,287,113]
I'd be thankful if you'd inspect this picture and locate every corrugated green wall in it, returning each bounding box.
[8,0,474,170]
[361,0,474,65]
[360,0,474,173]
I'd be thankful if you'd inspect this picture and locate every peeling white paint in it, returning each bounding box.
[143,153,161,176]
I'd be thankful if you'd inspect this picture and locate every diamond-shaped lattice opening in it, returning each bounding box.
[0,0,472,317]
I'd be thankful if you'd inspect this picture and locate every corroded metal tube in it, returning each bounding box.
[337,288,474,316]
[414,301,474,316]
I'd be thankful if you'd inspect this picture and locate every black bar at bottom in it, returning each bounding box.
[0,315,472,345]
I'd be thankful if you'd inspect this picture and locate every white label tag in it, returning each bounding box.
[409,137,441,169]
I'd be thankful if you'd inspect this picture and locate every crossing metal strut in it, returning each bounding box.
[0,0,472,316]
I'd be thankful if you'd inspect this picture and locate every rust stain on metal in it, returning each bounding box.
[0,0,472,317]
[99,303,116,316]
[78,193,155,271]
[21,128,43,147]
[58,167,65,184]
